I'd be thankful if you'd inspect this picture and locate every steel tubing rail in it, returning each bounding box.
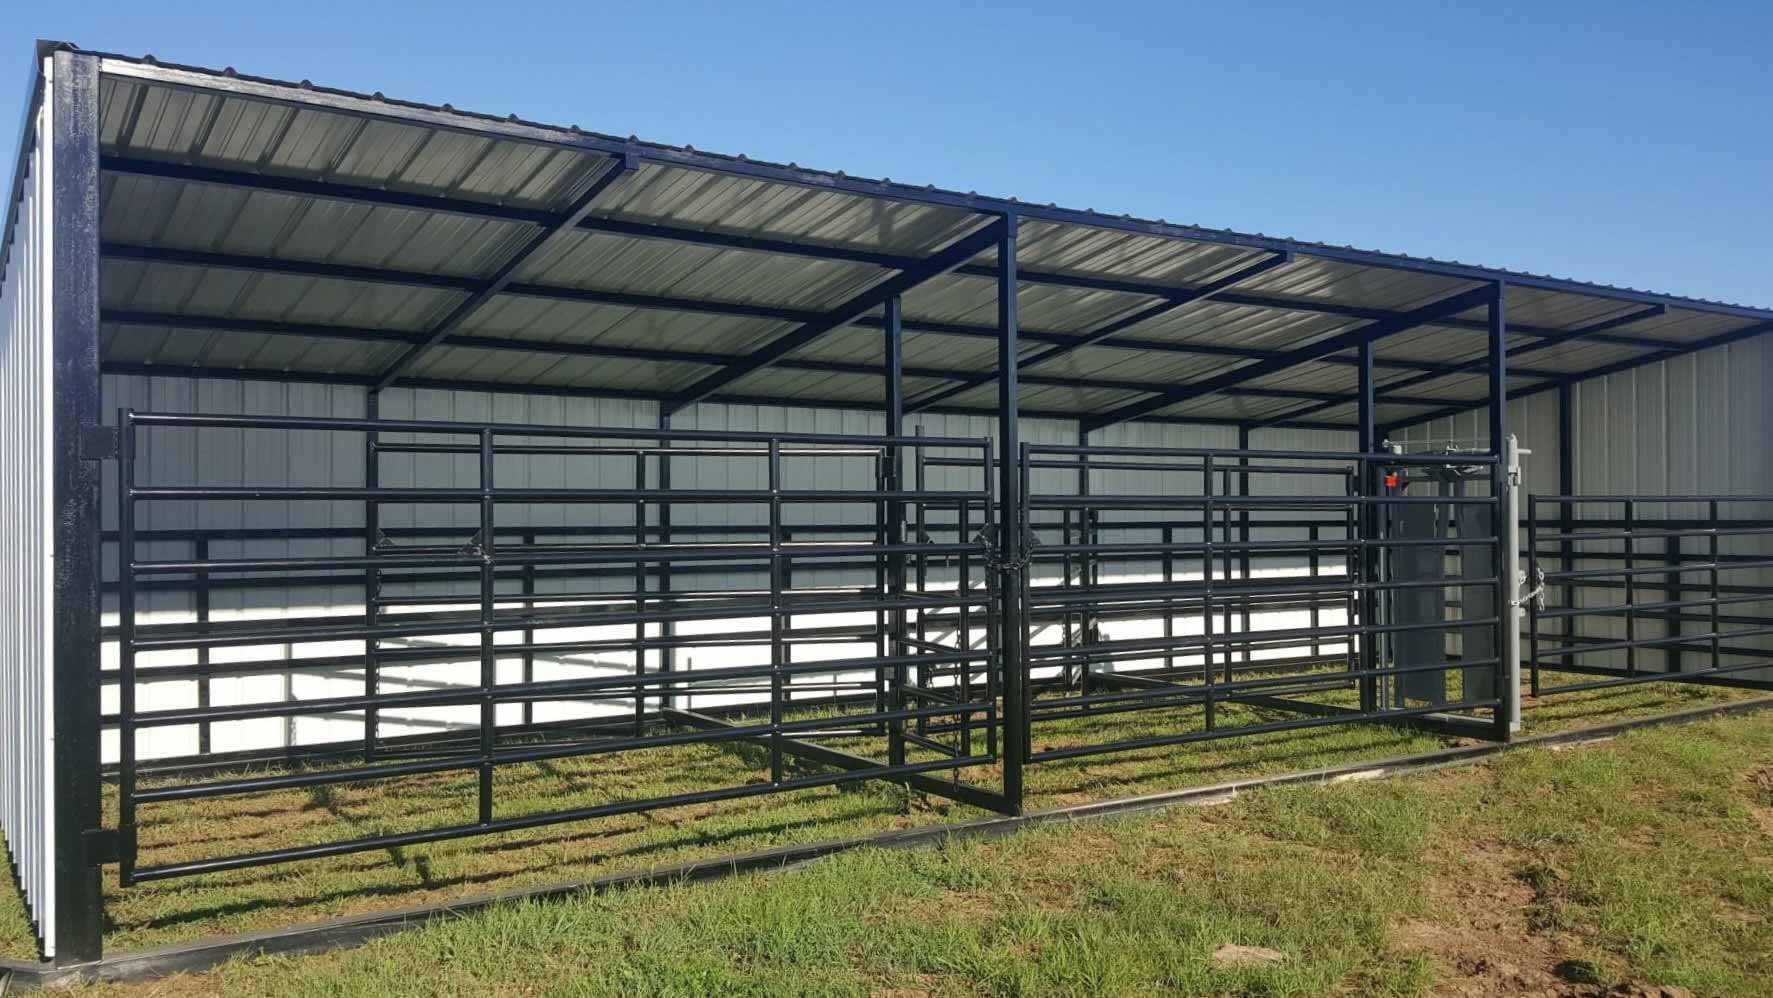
[127,648,987,729]
[128,754,997,883]
[125,409,989,449]
[133,700,994,806]
[1028,698,1503,763]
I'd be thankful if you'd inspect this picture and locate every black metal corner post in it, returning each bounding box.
[1487,281,1513,741]
[883,296,908,767]
[1356,340,1379,714]
[995,213,1027,813]
[49,48,106,965]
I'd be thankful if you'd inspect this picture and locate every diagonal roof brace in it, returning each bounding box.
[1084,283,1498,433]
[1384,317,1773,433]
[660,217,1008,414]
[1246,303,1667,430]
[373,152,639,390]
[905,251,1293,414]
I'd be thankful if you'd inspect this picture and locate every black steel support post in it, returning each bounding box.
[477,430,496,825]
[1487,281,1512,740]
[1357,340,1379,713]
[658,412,675,711]
[995,214,1027,813]
[1237,426,1253,660]
[363,389,380,761]
[1557,382,1574,689]
[1077,426,1094,699]
[116,412,137,892]
[884,296,908,767]
[49,48,107,965]
[767,440,786,784]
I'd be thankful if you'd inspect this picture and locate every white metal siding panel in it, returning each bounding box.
[0,61,58,957]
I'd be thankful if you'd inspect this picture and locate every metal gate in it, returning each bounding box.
[1526,494,1773,697]
[1010,441,1516,764]
[110,410,1008,885]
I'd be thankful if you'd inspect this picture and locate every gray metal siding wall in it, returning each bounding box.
[0,69,57,957]
[98,378,1394,761]
[1393,339,1773,677]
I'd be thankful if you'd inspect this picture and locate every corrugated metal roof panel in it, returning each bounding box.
[76,54,1773,432]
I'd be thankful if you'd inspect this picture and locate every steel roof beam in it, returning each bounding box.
[98,361,1361,432]
[659,219,1007,414]
[905,251,1292,414]
[372,153,638,389]
[99,308,1455,408]
[99,156,1691,352]
[99,242,1576,382]
[1084,284,1497,433]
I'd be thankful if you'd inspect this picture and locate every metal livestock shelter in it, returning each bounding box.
[4,39,1773,965]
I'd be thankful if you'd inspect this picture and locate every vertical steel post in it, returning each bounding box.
[49,48,106,964]
[1237,425,1253,653]
[477,429,496,825]
[1487,281,1514,740]
[1557,382,1574,684]
[658,411,675,712]
[1202,455,1217,730]
[1624,499,1637,678]
[1076,426,1093,698]
[767,439,785,784]
[1709,500,1721,673]
[994,214,1026,813]
[1357,339,1379,714]
[363,388,380,761]
[116,413,137,890]
[521,529,535,727]
[633,450,646,738]
[194,531,211,754]
[884,297,907,766]
[1528,496,1541,696]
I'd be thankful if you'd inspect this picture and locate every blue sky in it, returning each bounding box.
[6,1,1769,308]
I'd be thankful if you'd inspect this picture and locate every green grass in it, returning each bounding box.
[56,703,1773,996]
[0,672,1759,964]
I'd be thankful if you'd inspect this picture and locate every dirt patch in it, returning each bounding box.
[1749,766,1773,805]
[1394,841,1675,997]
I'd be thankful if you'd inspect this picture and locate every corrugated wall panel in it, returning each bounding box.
[0,64,57,957]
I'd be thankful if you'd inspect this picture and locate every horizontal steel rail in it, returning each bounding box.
[1526,495,1773,700]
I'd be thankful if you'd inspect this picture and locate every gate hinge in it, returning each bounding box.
[82,827,121,866]
[79,424,119,461]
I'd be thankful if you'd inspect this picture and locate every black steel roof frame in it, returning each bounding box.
[57,42,1771,436]
[84,49,1773,324]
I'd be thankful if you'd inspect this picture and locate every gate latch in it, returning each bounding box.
[1512,565,1546,611]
